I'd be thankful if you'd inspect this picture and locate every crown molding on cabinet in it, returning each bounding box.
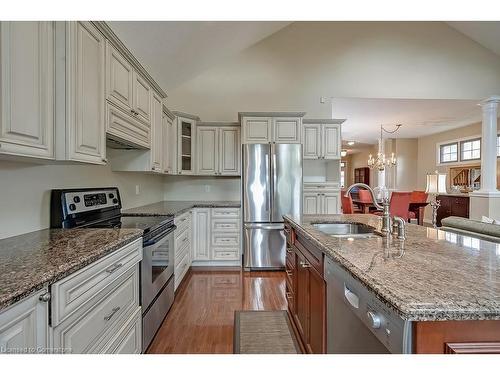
[197,121,240,127]
[172,111,200,121]
[92,21,167,99]
[162,105,176,121]
[303,118,346,124]
[238,111,306,120]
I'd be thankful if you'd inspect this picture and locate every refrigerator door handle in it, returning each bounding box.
[244,223,284,230]
[265,153,271,213]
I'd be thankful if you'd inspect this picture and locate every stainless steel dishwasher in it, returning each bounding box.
[324,257,413,354]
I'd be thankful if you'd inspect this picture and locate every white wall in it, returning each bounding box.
[163,176,240,201]
[0,159,166,239]
[395,138,419,191]
[167,22,500,120]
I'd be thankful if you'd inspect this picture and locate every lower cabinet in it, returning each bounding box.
[436,195,470,227]
[174,211,193,291]
[0,238,143,354]
[192,207,241,265]
[286,224,326,354]
[303,190,340,215]
[0,288,49,354]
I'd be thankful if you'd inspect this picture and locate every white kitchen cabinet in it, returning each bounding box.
[191,207,241,265]
[196,124,240,176]
[162,107,177,174]
[219,127,240,175]
[303,124,321,159]
[240,113,304,144]
[0,289,49,354]
[174,211,193,291]
[106,41,133,113]
[150,91,163,172]
[192,208,211,260]
[273,118,301,143]
[133,71,151,124]
[303,192,321,215]
[0,22,55,160]
[56,21,106,164]
[196,127,218,175]
[303,185,340,215]
[174,112,198,175]
[302,121,343,160]
[241,117,271,143]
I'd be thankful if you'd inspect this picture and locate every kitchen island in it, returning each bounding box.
[283,214,500,354]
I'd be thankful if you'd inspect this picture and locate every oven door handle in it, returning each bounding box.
[143,225,176,247]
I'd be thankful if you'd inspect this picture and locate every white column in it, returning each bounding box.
[476,96,500,194]
[377,138,386,189]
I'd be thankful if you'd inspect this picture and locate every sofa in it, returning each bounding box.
[440,216,500,243]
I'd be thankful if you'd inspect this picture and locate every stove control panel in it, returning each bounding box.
[63,188,121,216]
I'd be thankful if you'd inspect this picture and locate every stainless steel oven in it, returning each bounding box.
[141,224,176,350]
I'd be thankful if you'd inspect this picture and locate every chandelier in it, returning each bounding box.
[368,124,401,171]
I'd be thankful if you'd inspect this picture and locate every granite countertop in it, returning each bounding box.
[123,200,241,217]
[284,214,500,321]
[0,228,142,310]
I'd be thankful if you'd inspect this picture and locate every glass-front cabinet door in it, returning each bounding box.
[176,116,196,174]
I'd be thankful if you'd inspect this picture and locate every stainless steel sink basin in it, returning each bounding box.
[312,222,380,238]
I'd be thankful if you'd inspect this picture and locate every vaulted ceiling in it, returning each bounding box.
[108,21,291,90]
[447,22,500,57]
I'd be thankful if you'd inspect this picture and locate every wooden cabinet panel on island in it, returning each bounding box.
[0,22,55,160]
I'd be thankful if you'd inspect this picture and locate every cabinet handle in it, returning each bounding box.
[152,166,156,171]
[105,263,123,274]
[286,292,293,299]
[182,237,188,242]
[286,247,292,254]
[39,292,51,303]
[101,158,108,163]
[286,270,293,277]
[299,261,311,268]
[104,307,120,321]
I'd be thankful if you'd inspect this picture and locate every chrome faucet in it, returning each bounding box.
[392,216,407,240]
[344,183,392,235]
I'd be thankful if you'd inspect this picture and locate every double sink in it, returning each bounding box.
[313,222,381,239]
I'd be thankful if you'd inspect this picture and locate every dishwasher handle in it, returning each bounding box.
[344,283,359,309]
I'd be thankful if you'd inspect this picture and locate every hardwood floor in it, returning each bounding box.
[146,268,287,354]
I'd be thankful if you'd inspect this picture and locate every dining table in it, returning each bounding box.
[352,199,429,226]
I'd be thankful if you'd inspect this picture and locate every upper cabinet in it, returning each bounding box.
[302,120,344,160]
[240,112,305,144]
[0,22,55,160]
[150,92,163,172]
[196,123,240,176]
[174,112,199,175]
[58,21,107,164]
[162,107,177,175]
[105,42,151,149]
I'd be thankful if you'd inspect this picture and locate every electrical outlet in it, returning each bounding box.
[135,185,140,195]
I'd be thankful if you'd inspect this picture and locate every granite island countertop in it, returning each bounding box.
[123,200,241,217]
[0,228,142,310]
[284,214,500,321]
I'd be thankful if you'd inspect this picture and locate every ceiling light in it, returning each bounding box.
[341,150,347,157]
[347,141,355,146]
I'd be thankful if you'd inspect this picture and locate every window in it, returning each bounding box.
[440,143,458,163]
[460,138,481,161]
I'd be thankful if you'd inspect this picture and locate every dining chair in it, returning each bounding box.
[341,195,355,214]
[374,192,412,221]
[408,190,428,222]
[358,189,373,202]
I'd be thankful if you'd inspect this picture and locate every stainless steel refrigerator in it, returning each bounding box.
[242,143,302,270]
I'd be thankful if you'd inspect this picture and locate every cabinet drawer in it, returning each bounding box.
[106,101,150,149]
[175,227,191,253]
[175,212,191,233]
[174,251,190,291]
[52,265,140,354]
[175,241,190,266]
[212,248,239,260]
[286,244,295,266]
[212,218,239,232]
[211,207,240,218]
[212,232,240,247]
[51,238,142,326]
[102,307,142,354]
